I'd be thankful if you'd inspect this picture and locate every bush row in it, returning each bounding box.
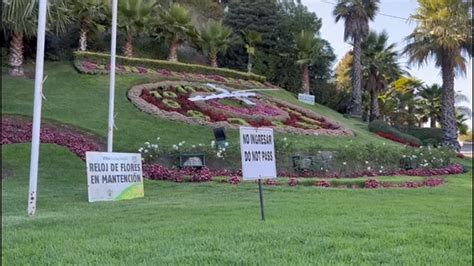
[395,126,443,146]
[73,51,266,82]
[368,120,423,147]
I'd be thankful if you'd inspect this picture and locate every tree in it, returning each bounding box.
[335,51,353,91]
[158,3,193,62]
[361,30,402,121]
[295,30,322,94]
[115,0,158,58]
[416,84,442,128]
[70,0,106,51]
[403,0,472,150]
[198,20,233,67]
[390,76,424,126]
[243,30,262,73]
[2,0,71,76]
[333,0,380,117]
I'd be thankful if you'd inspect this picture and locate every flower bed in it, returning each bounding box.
[1,116,104,160]
[73,51,267,82]
[73,58,275,90]
[128,81,353,137]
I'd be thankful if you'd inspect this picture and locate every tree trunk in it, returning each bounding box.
[349,37,363,117]
[122,34,134,57]
[430,116,437,128]
[440,50,460,151]
[79,21,89,51]
[9,31,24,76]
[369,89,380,122]
[168,38,178,62]
[247,53,252,73]
[210,52,218,68]
[302,64,310,94]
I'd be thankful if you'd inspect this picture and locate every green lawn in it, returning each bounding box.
[2,62,472,265]
[2,144,472,265]
[1,62,398,152]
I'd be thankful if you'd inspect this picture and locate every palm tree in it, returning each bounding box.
[71,0,106,51]
[244,30,262,73]
[198,20,233,68]
[158,3,193,62]
[416,84,442,128]
[2,0,71,76]
[115,0,158,58]
[333,0,380,117]
[361,30,402,121]
[295,30,323,94]
[403,0,472,150]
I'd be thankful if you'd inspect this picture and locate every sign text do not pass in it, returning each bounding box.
[239,127,276,180]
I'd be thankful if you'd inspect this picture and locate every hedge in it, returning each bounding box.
[73,51,266,82]
[368,120,423,147]
[395,126,443,146]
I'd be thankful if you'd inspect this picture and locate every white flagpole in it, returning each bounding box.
[107,0,118,152]
[27,0,48,216]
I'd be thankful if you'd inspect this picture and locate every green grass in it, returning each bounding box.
[3,62,472,264]
[1,62,398,152]
[2,144,472,264]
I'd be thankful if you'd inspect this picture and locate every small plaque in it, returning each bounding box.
[298,93,315,105]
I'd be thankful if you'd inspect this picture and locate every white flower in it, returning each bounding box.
[178,142,183,146]
[343,162,347,165]
[383,142,386,145]
[138,147,143,152]
[367,167,371,171]
[283,137,287,142]
[192,145,196,148]
[156,137,160,141]
[173,145,179,150]
[365,161,369,164]
[199,143,203,147]
[225,142,229,147]
[402,155,406,158]
[144,149,148,153]
[145,142,150,145]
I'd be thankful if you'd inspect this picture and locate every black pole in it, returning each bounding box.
[258,178,265,221]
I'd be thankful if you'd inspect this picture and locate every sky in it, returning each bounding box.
[301,0,472,126]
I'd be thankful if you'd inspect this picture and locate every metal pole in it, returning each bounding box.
[107,0,118,152]
[258,179,265,221]
[27,0,48,216]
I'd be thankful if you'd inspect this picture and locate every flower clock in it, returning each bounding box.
[128,81,353,136]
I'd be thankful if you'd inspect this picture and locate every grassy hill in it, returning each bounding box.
[2,62,398,152]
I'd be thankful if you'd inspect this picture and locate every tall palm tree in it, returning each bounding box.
[198,20,233,67]
[158,3,193,62]
[362,30,402,121]
[244,30,262,73]
[333,0,380,117]
[71,0,107,51]
[295,30,323,94]
[416,84,442,128]
[403,0,472,150]
[114,0,158,58]
[2,0,71,76]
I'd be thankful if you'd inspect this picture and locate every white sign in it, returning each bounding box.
[86,152,144,202]
[239,127,276,180]
[298,93,315,105]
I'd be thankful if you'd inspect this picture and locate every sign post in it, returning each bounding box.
[239,127,276,221]
[27,0,48,216]
[107,0,118,152]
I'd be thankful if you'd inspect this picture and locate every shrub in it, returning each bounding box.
[395,126,443,146]
[74,51,266,82]
[368,120,422,147]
